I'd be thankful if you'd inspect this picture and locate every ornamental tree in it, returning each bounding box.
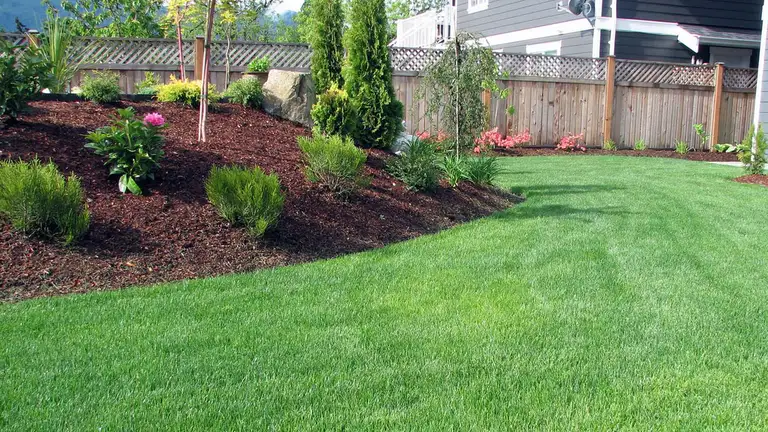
[307,0,345,94]
[344,0,403,148]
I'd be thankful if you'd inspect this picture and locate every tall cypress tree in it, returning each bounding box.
[344,0,403,148]
[308,0,344,94]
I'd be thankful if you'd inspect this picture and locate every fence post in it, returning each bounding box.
[710,63,725,151]
[602,55,616,145]
[194,36,205,81]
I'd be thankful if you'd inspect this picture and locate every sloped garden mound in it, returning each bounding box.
[0,101,517,300]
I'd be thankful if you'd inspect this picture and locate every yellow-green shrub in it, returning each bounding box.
[155,76,220,108]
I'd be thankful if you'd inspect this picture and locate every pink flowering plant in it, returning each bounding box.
[85,108,167,194]
[474,128,532,153]
[556,133,586,152]
[416,130,451,152]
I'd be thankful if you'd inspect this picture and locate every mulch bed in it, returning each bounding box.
[498,147,739,162]
[0,101,519,301]
[734,174,768,187]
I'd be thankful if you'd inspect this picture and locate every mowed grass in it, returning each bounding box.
[3,156,768,430]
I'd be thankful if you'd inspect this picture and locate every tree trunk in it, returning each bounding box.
[198,0,217,143]
[225,28,232,89]
[176,20,186,80]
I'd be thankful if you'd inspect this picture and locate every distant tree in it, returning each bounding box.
[386,0,409,40]
[308,0,344,94]
[14,18,29,33]
[166,0,194,80]
[44,0,164,37]
[344,0,403,148]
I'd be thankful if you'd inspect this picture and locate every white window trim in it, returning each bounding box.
[467,0,488,14]
[526,40,562,56]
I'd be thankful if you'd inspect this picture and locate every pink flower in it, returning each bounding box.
[416,130,431,140]
[143,112,165,127]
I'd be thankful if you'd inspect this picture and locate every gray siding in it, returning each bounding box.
[456,0,586,38]
[617,0,763,30]
[761,32,768,127]
[497,31,594,57]
[600,32,696,64]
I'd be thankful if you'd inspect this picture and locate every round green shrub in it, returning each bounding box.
[224,77,263,109]
[311,83,356,138]
[386,138,441,192]
[298,133,368,197]
[155,76,220,108]
[0,158,90,245]
[80,71,121,104]
[205,165,284,237]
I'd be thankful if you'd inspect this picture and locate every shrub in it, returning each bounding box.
[714,143,738,153]
[298,133,368,197]
[155,76,220,108]
[39,16,79,93]
[344,0,403,148]
[387,137,441,191]
[224,77,263,109]
[556,133,586,152]
[0,158,89,245]
[136,72,161,96]
[603,139,617,151]
[675,140,690,155]
[693,123,709,150]
[308,0,345,93]
[85,108,166,195]
[465,155,502,186]
[246,57,271,73]
[311,83,356,137]
[0,39,51,120]
[441,154,467,187]
[80,71,121,103]
[474,128,531,153]
[634,139,647,151]
[738,125,768,175]
[205,165,284,237]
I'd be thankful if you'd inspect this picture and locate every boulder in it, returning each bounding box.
[262,70,315,127]
[391,121,415,155]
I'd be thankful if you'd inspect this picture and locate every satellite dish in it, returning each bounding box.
[566,0,595,17]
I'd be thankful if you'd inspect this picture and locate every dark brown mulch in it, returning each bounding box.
[734,174,768,187]
[0,101,519,301]
[498,147,739,162]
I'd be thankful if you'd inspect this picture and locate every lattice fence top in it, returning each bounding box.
[208,41,311,69]
[71,37,192,65]
[0,32,27,46]
[390,47,443,71]
[615,60,716,87]
[495,53,606,80]
[724,67,758,89]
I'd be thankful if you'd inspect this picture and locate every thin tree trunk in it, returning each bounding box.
[225,28,232,89]
[198,0,217,143]
[176,21,186,80]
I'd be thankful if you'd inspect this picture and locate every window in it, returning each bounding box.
[467,0,488,14]
[526,41,562,56]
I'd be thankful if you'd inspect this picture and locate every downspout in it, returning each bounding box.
[610,0,617,56]
[752,0,768,139]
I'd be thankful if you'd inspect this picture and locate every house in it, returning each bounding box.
[391,1,457,48]
[450,0,763,68]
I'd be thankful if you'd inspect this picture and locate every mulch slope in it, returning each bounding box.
[0,101,518,301]
[734,174,768,187]
[500,147,739,162]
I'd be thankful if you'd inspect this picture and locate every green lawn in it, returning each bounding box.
[3,156,768,430]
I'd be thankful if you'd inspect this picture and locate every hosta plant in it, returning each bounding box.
[85,108,166,194]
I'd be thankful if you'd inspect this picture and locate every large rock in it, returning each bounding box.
[262,70,315,127]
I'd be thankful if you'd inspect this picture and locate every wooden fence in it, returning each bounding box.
[1,32,758,150]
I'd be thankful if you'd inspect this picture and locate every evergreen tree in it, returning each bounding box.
[344,0,403,148]
[307,0,344,94]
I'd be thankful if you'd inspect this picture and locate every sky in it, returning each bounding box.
[271,0,305,13]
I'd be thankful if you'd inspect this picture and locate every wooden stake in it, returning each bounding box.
[603,56,616,145]
[194,36,205,81]
[710,62,725,151]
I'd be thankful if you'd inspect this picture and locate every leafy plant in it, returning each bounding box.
[738,125,768,175]
[246,57,271,73]
[0,158,90,245]
[387,137,441,191]
[344,0,403,148]
[135,71,161,95]
[307,0,345,93]
[224,77,263,109]
[556,133,586,152]
[155,76,220,108]
[634,139,647,151]
[84,108,166,194]
[298,133,368,197]
[0,39,51,121]
[441,154,467,187]
[311,83,356,137]
[693,123,709,150]
[675,140,690,155]
[417,32,499,155]
[603,139,617,151]
[38,16,80,93]
[465,155,502,186]
[80,71,121,103]
[205,165,285,237]
[714,143,738,153]
[474,128,531,153]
